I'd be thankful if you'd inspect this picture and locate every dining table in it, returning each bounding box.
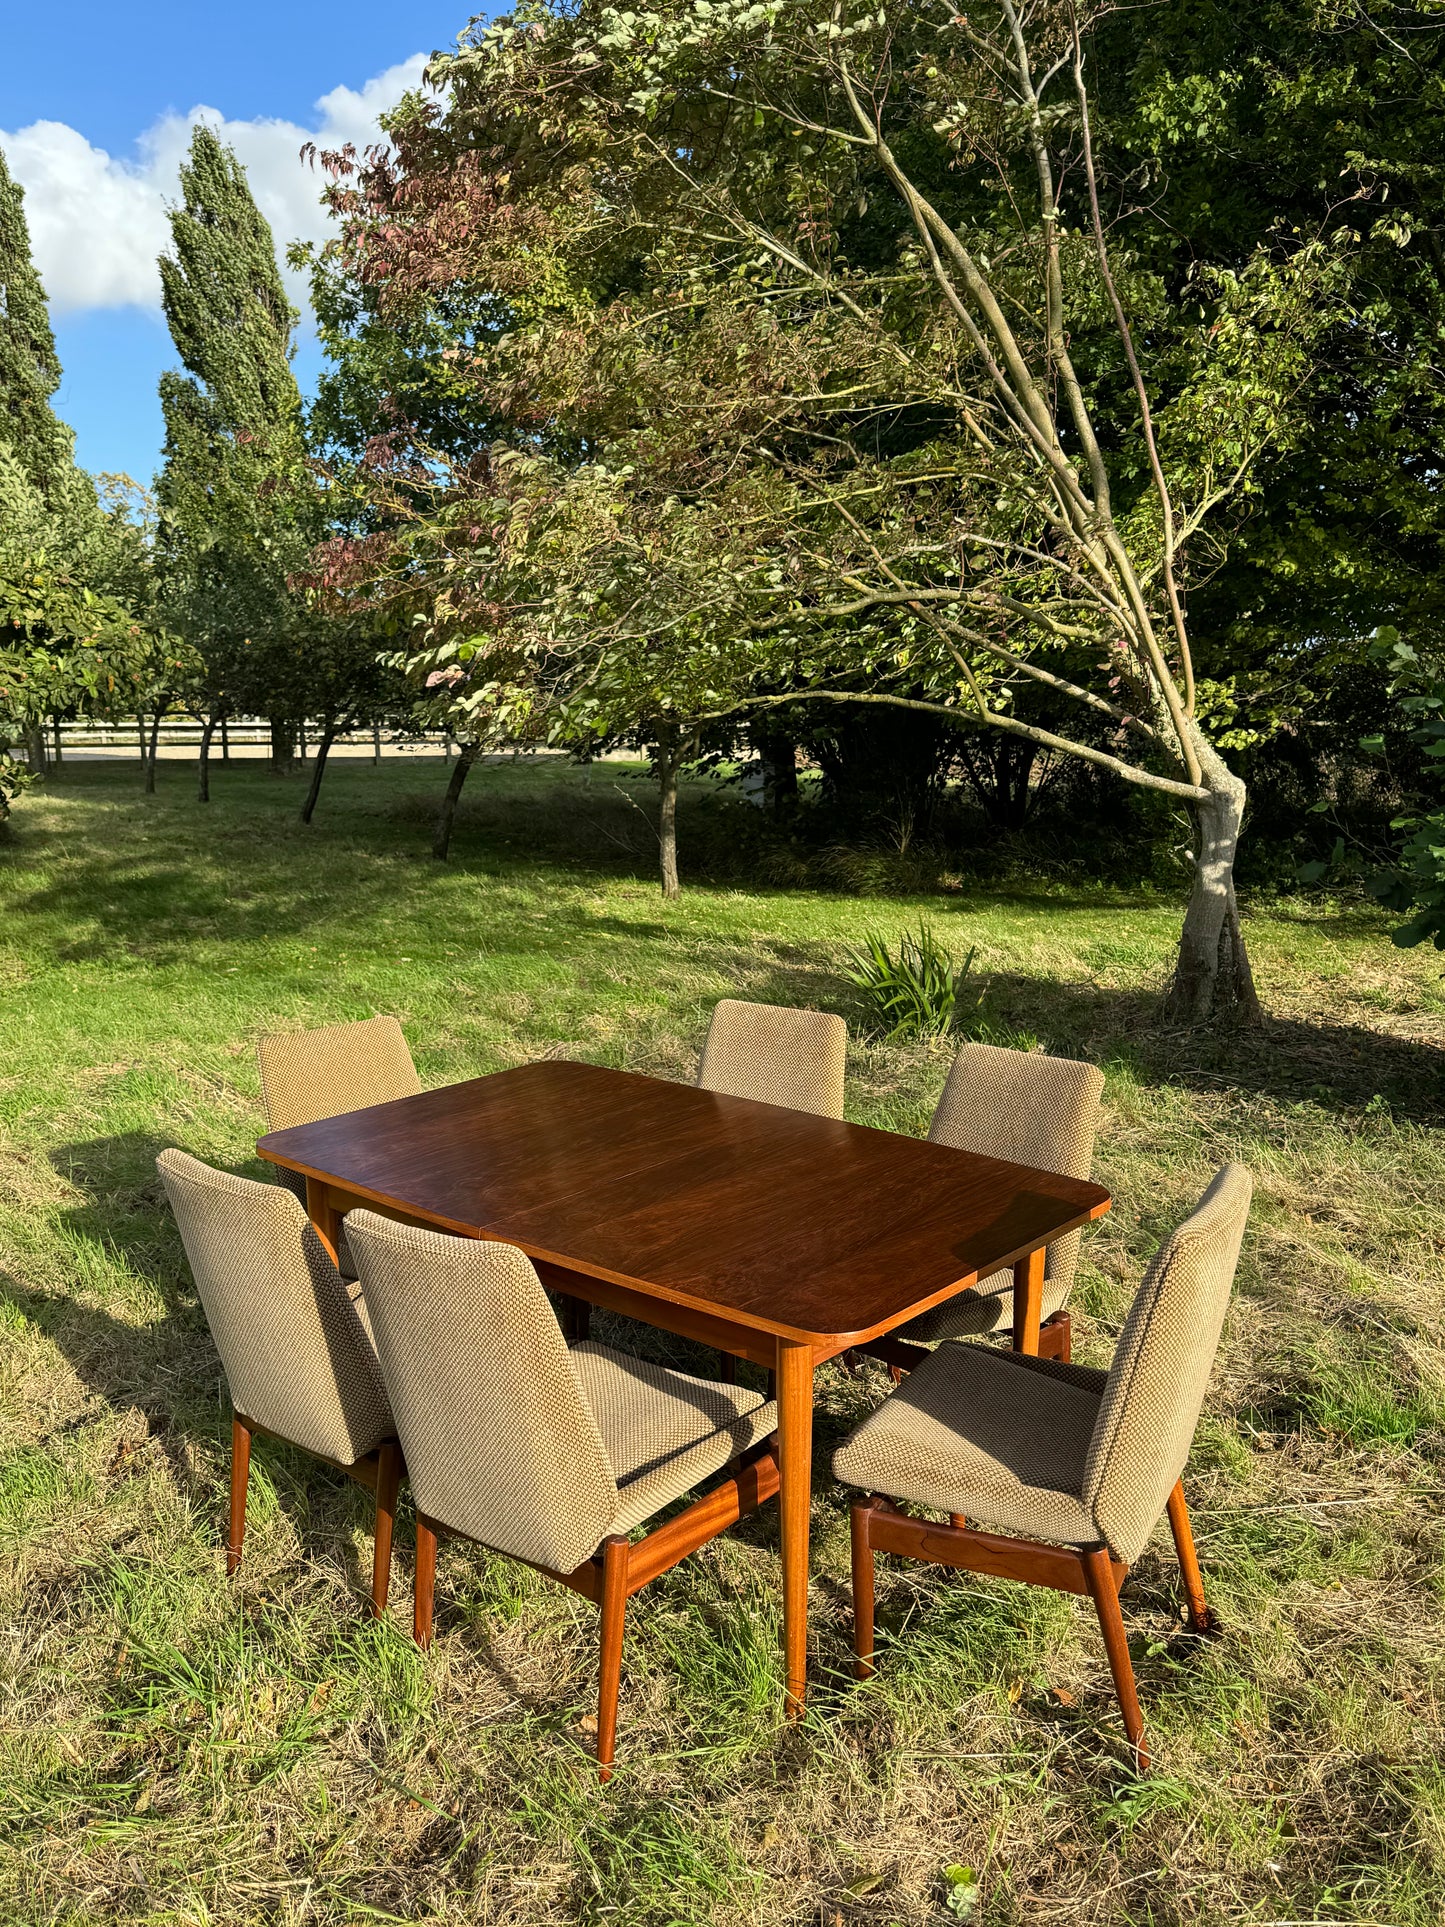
[256,1057,1111,1712]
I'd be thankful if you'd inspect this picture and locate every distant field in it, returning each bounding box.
[1,757,1442,1926]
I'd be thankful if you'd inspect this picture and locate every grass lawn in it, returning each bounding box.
[1,755,1443,1927]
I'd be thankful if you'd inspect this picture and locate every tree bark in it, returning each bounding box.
[144,712,162,794]
[658,735,681,898]
[1162,748,1262,1026]
[300,719,339,824]
[51,717,63,769]
[432,742,478,859]
[197,713,217,803]
[24,724,48,776]
[269,718,296,776]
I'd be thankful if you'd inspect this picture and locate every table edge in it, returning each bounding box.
[260,1144,1111,1347]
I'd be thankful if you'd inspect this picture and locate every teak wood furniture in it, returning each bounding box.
[156,1148,404,1614]
[888,1041,1106,1364]
[256,1058,1111,1711]
[834,1163,1252,1766]
[344,1208,781,1779]
[257,1014,423,1276]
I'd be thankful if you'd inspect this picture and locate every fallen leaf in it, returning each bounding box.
[848,1868,887,1896]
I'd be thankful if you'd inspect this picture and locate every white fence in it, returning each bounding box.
[46,719,459,762]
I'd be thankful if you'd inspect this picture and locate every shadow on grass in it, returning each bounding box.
[978,971,1445,1122]
[0,1129,397,1592]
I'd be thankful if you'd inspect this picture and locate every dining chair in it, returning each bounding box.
[344,1208,781,1782]
[696,998,847,1120]
[157,1149,403,1615]
[884,1041,1105,1364]
[257,1014,422,1266]
[834,1162,1252,1768]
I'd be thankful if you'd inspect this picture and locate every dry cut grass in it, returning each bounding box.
[0,757,1442,1927]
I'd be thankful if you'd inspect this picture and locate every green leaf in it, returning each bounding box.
[942,1865,980,1919]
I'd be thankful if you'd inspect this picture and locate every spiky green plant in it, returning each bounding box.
[844,921,983,1039]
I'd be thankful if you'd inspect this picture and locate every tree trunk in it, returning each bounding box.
[144,713,161,794]
[658,736,681,898]
[51,717,63,768]
[758,729,799,815]
[269,718,296,776]
[1162,751,1262,1027]
[433,742,478,859]
[197,713,217,804]
[300,719,339,824]
[24,724,48,776]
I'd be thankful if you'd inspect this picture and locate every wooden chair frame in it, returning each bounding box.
[412,1443,781,1781]
[228,1413,404,1618]
[849,1480,1212,1769]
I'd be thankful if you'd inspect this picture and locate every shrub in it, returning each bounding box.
[844,920,984,1038]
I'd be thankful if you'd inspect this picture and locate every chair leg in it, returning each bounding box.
[718,1352,737,1384]
[371,1441,401,1618]
[1038,1310,1072,1362]
[414,1515,439,1650]
[1166,1481,1212,1633]
[949,1514,968,1530]
[850,1503,876,1680]
[227,1416,252,1575]
[596,1535,630,1783]
[1082,1547,1148,1770]
[558,1295,591,1342]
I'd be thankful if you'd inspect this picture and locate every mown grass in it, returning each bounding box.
[0,754,1442,1927]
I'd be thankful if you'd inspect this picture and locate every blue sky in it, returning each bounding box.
[2,2,474,485]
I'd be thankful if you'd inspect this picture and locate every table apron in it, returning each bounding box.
[301,1175,1062,1367]
[534,1260,782,1371]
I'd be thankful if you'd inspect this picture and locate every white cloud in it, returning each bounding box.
[1,56,429,317]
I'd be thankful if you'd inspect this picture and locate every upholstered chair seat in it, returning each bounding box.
[156,1148,403,1613]
[345,1209,781,1779]
[257,1014,422,1275]
[896,1042,1105,1354]
[696,999,847,1119]
[836,1163,1253,1766]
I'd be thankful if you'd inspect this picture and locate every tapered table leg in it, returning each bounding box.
[1012,1245,1045,1354]
[305,1177,343,1268]
[777,1338,814,1717]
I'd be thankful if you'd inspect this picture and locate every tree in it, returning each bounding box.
[319,0,1351,1009]
[0,452,163,806]
[0,145,73,501]
[1360,631,1445,952]
[156,125,312,775]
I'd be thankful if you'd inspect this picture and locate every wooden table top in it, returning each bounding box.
[256,1060,1111,1346]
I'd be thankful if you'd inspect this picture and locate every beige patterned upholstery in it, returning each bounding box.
[696,999,847,1119]
[835,1163,1252,1563]
[1085,1163,1252,1561]
[257,1015,422,1265]
[899,1042,1105,1342]
[156,1149,394,1466]
[344,1211,779,1574]
[257,1014,422,1132]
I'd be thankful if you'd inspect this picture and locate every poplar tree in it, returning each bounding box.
[0,145,72,501]
[157,125,309,774]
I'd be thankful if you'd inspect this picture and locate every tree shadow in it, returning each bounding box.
[978,970,1445,1121]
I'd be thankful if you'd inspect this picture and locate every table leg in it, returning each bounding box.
[777,1338,814,1717]
[1012,1246,1045,1355]
[305,1178,343,1269]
